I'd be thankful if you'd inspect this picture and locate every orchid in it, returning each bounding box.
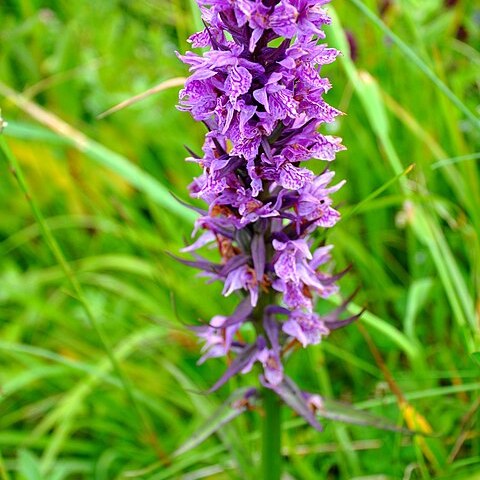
[177,0,360,452]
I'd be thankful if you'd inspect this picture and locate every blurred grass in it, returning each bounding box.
[0,0,479,478]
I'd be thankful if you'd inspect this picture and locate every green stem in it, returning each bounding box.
[262,388,282,480]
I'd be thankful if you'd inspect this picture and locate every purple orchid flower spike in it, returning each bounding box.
[177,0,363,439]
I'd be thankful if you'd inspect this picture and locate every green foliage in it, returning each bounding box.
[0,0,479,478]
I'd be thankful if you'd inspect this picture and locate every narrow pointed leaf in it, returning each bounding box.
[170,191,206,215]
[166,252,220,274]
[218,297,253,328]
[327,309,365,331]
[251,232,266,279]
[319,398,414,434]
[322,288,360,322]
[174,388,254,457]
[472,352,480,368]
[269,376,323,431]
[208,340,261,393]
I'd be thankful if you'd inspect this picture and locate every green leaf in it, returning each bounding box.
[3,121,70,146]
[471,352,480,367]
[0,85,196,224]
[404,278,434,340]
[343,0,480,129]
[173,388,252,457]
[18,450,43,480]
[320,399,413,434]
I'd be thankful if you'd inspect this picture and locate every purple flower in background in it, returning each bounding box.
[177,0,360,431]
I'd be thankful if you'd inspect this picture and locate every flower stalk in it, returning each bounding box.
[262,387,282,480]
[177,0,359,456]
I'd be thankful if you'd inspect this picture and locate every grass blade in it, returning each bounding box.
[96,77,186,119]
[174,388,251,458]
[0,135,158,473]
[0,83,196,223]
[346,0,480,129]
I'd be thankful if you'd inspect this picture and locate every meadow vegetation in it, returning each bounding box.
[0,0,479,478]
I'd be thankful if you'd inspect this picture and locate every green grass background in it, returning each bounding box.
[0,0,479,478]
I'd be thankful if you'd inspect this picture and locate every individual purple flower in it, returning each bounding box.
[283,310,330,347]
[270,1,299,38]
[258,348,284,386]
[225,65,253,103]
[293,0,333,40]
[272,238,312,282]
[194,315,240,363]
[223,263,259,306]
[253,73,298,121]
[296,171,345,227]
[177,0,360,431]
